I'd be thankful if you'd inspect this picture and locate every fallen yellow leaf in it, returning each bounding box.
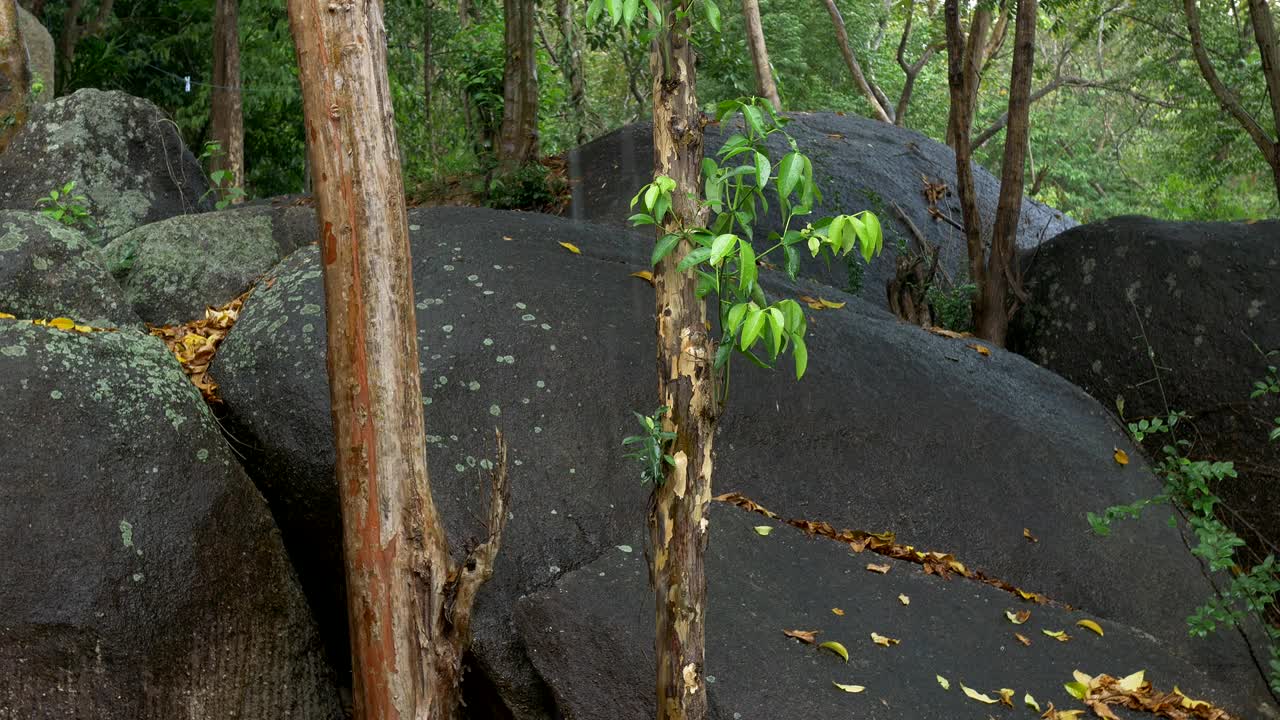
[49,317,75,330]
[1005,610,1031,625]
[866,562,890,574]
[502,235,514,241]
[1023,527,1038,543]
[997,688,1015,707]
[753,526,773,536]
[1042,629,1070,642]
[937,675,950,690]
[559,241,581,254]
[898,594,910,605]
[783,629,818,644]
[1014,633,1031,646]
[1072,670,1093,686]
[818,641,849,662]
[1117,670,1144,692]
[870,632,900,647]
[1024,692,1040,711]
[0,312,14,320]
[1173,686,1210,709]
[831,607,845,616]
[1113,448,1129,465]
[832,682,865,693]
[629,270,655,286]
[967,343,991,356]
[819,298,846,309]
[1075,619,1104,636]
[960,683,998,704]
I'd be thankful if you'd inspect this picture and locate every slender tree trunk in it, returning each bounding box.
[286,1,509,717]
[211,0,244,203]
[1247,0,1280,206]
[945,5,990,145]
[498,0,539,172]
[0,0,28,153]
[977,0,1036,345]
[650,2,718,719]
[820,0,892,123]
[944,0,984,297]
[55,0,112,94]
[556,0,588,144]
[741,0,780,110]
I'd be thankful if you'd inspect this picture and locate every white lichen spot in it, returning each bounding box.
[438,375,448,385]
[444,264,456,271]
[132,573,144,582]
[455,463,466,472]
[49,389,62,399]
[483,290,495,296]
[550,565,561,574]
[480,459,493,470]
[466,456,477,467]
[536,380,546,389]
[515,302,527,310]
[119,519,141,556]
[489,404,501,416]
[468,380,480,391]
[1124,281,1142,303]
[442,325,454,333]
[417,300,430,310]
[541,323,551,331]
[617,545,633,553]
[196,448,209,462]
[483,338,494,346]
[522,314,536,322]
[1248,299,1264,319]
[521,397,530,404]
[410,224,421,231]
[1091,360,1102,374]
[534,426,542,433]
[468,274,479,282]
[569,468,576,474]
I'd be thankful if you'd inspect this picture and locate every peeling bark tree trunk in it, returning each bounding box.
[286,1,510,718]
[556,0,588,144]
[741,0,780,110]
[498,0,539,172]
[0,0,29,154]
[820,0,892,123]
[211,0,244,202]
[650,2,718,719]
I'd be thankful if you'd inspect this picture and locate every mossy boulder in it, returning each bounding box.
[103,204,316,324]
[0,89,212,245]
[0,210,140,328]
[0,322,342,719]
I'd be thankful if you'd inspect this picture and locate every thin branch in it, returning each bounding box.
[1184,0,1276,161]
[820,0,893,123]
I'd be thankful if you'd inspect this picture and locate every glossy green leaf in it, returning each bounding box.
[741,307,766,351]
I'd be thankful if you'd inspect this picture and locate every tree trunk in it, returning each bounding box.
[819,0,892,123]
[55,0,112,94]
[498,0,539,172]
[944,0,984,298]
[741,0,780,111]
[285,1,509,718]
[650,2,718,719]
[1247,0,1280,206]
[556,0,588,144]
[211,0,244,203]
[945,5,990,145]
[975,0,1036,346]
[0,0,28,154]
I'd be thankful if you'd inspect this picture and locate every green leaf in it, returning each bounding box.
[653,234,681,265]
[767,307,785,358]
[793,335,808,379]
[607,0,623,24]
[623,0,639,26]
[703,0,721,31]
[783,244,800,279]
[741,307,766,351]
[780,300,805,334]
[754,152,772,189]
[677,246,713,272]
[777,152,802,200]
[859,212,883,261]
[644,184,659,213]
[828,216,846,254]
[727,302,750,335]
[738,241,757,294]
[742,104,765,138]
[629,213,655,226]
[709,233,737,266]
[695,270,718,298]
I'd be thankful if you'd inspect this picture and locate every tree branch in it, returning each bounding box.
[1247,0,1280,152]
[820,0,893,123]
[1184,0,1276,161]
[448,429,511,645]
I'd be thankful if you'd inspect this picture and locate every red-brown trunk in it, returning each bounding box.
[211,0,244,201]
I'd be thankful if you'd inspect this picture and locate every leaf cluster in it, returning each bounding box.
[35,181,95,231]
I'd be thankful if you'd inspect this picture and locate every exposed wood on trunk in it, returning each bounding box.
[556,0,588,144]
[285,1,510,717]
[886,251,937,327]
[820,0,892,123]
[0,0,29,154]
[978,0,1037,345]
[1184,0,1280,204]
[650,2,718,719]
[498,0,539,172]
[211,0,244,203]
[741,0,780,110]
[55,0,113,94]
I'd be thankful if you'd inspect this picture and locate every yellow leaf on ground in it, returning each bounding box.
[0,312,14,319]
[629,270,655,286]
[832,682,865,693]
[818,641,849,662]
[1023,527,1038,542]
[783,629,818,644]
[1117,670,1144,692]
[870,632,900,647]
[1014,633,1031,646]
[1173,686,1210,709]
[960,683,998,704]
[1075,619,1104,636]
[831,607,845,616]
[753,525,773,536]
[1024,693,1040,711]
[866,562,890,574]
[1042,629,1070,642]
[502,235,514,241]
[967,343,991,356]
[48,317,75,330]
[559,241,581,254]
[898,594,910,605]
[1113,448,1129,465]
[997,688,1015,707]
[819,298,846,309]
[936,675,950,690]
[1006,610,1031,625]
[1064,681,1087,699]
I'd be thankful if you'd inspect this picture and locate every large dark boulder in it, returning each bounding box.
[1010,216,1280,554]
[102,204,317,324]
[0,89,212,245]
[0,322,342,719]
[517,504,1275,720]
[0,210,140,328]
[564,112,1075,304]
[212,207,1262,718]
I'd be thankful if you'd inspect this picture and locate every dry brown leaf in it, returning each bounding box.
[866,563,891,574]
[1024,527,1038,543]
[783,629,818,644]
[1014,633,1031,646]
[1041,629,1070,642]
[831,607,845,616]
[1005,610,1031,625]
[870,632,900,647]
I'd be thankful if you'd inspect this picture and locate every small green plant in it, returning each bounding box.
[844,254,864,295]
[926,282,977,333]
[486,162,562,211]
[36,181,95,230]
[198,141,247,210]
[622,406,678,485]
[1251,364,1280,442]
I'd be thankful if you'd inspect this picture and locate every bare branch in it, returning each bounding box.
[449,429,511,645]
[820,0,893,123]
[1184,0,1276,162]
